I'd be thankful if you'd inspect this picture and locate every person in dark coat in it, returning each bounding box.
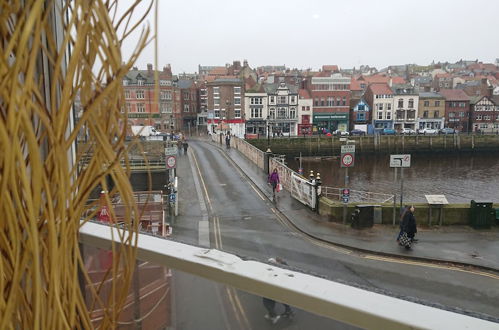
[183,140,189,154]
[262,257,294,323]
[401,205,417,249]
[397,206,409,243]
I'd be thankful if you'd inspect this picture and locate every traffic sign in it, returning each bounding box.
[390,154,411,168]
[341,188,350,203]
[165,146,178,156]
[169,193,176,203]
[166,155,177,169]
[341,145,356,153]
[341,153,354,167]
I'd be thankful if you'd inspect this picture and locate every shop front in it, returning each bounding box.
[373,120,393,131]
[313,113,349,132]
[245,119,266,138]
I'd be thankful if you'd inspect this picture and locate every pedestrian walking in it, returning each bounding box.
[396,206,409,243]
[400,205,417,249]
[262,257,294,324]
[225,134,231,148]
[177,139,183,155]
[183,140,189,154]
[267,168,280,201]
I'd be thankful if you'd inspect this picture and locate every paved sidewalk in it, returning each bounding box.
[207,139,499,271]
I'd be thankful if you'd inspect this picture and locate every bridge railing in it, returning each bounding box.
[78,157,166,171]
[322,186,395,204]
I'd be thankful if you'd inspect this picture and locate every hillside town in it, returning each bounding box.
[116,59,499,138]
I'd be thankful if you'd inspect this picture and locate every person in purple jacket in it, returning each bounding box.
[268,168,280,201]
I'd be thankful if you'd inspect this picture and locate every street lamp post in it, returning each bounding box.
[267,115,272,150]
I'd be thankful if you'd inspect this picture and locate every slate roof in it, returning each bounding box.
[264,83,298,94]
[124,70,155,84]
[413,76,432,84]
[419,92,444,99]
[177,79,193,89]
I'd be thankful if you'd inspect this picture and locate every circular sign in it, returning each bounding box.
[341,153,354,167]
[166,156,176,169]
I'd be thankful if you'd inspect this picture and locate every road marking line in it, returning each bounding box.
[250,183,265,200]
[191,148,212,212]
[363,255,499,280]
[188,148,211,247]
[225,287,244,329]
[230,288,251,330]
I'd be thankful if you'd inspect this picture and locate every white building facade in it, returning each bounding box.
[265,81,299,136]
[244,92,268,138]
[392,85,419,131]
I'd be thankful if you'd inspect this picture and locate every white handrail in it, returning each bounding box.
[79,221,498,330]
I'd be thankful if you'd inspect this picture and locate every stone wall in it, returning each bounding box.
[319,198,499,226]
[247,134,499,156]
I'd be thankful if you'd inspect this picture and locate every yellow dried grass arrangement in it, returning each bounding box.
[0,0,154,328]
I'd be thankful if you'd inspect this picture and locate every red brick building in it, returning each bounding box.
[177,79,199,132]
[438,89,471,132]
[304,69,351,132]
[206,77,245,136]
[123,64,180,131]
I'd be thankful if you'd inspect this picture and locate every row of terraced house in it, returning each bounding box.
[115,60,499,137]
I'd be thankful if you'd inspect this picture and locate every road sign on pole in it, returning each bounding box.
[390,154,411,168]
[341,153,355,167]
[389,154,411,211]
[341,145,356,153]
[166,155,177,169]
[341,188,350,203]
[165,146,178,156]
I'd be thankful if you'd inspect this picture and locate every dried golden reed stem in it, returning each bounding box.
[0,0,154,328]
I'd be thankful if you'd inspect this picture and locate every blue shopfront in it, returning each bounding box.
[373,120,394,131]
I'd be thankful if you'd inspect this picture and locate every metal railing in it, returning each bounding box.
[322,186,394,204]
[78,157,166,172]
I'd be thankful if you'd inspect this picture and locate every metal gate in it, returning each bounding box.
[290,172,316,210]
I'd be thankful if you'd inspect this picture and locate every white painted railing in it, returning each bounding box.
[231,137,265,169]
[79,221,499,330]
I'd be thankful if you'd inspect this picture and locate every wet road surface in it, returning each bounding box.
[163,140,499,329]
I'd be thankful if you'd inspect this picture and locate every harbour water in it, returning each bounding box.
[287,153,499,203]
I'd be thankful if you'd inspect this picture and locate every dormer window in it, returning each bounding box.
[123,79,129,86]
[137,79,144,86]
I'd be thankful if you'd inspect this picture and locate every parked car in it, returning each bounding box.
[350,129,366,136]
[419,128,438,135]
[333,129,349,136]
[401,128,416,135]
[381,128,396,135]
[440,127,457,134]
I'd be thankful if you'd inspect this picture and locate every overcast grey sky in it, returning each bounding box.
[122,0,499,74]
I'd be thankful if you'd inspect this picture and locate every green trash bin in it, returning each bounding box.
[469,200,495,228]
[496,208,499,225]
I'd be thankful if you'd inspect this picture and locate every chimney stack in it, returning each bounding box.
[147,63,153,72]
